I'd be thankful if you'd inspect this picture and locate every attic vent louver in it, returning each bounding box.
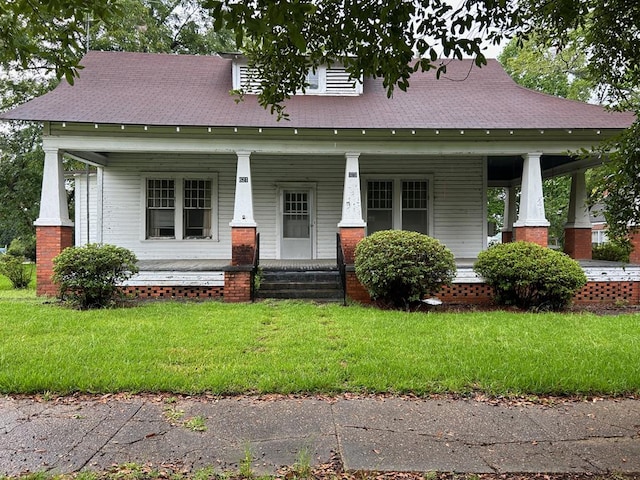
[233,62,362,96]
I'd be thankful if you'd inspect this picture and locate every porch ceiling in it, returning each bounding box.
[488,154,600,185]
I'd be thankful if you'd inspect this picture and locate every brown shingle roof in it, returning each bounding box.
[1,51,634,130]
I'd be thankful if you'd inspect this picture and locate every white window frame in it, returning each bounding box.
[303,66,327,94]
[141,173,218,241]
[362,175,434,235]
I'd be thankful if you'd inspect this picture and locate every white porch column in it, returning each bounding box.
[514,153,549,228]
[337,152,366,227]
[564,169,592,259]
[513,152,549,246]
[566,169,591,228]
[229,151,256,227]
[34,147,73,227]
[501,186,517,242]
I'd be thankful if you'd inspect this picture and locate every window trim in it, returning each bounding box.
[141,173,218,241]
[362,175,434,235]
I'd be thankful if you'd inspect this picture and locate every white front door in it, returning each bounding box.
[280,189,313,259]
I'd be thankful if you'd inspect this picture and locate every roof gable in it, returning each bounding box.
[1,51,634,131]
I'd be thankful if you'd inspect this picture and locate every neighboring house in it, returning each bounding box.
[1,51,637,302]
[589,204,609,245]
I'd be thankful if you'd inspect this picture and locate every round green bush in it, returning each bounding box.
[473,242,587,311]
[354,230,456,308]
[592,240,631,263]
[52,243,138,309]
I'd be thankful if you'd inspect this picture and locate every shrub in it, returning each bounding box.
[474,241,587,311]
[7,236,36,261]
[0,254,33,289]
[592,240,631,263]
[354,230,456,308]
[52,243,139,309]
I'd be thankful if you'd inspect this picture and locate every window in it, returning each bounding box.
[145,176,216,240]
[183,179,212,238]
[147,179,175,238]
[365,178,431,235]
[305,69,320,91]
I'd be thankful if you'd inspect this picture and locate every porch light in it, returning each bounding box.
[94,124,98,129]
[294,129,298,134]
[144,125,148,131]
[411,130,416,135]
[121,125,125,130]
[234,127,238,133]
[176,127,180,132]
[596,130,601,134]
[62,122,66,127]
[258,128,262,133]
[539,130,544,134]
[460,130,464,135]
[334,129,338,135]
[362,130,366,135]
[208,127,212,133]
[567,129,572,134]
[486,130,490,135]
[391,130,396,135]
[435,130,439,135]
[509,130,514,135]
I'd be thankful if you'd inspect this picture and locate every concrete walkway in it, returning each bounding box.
[1,395,639,477]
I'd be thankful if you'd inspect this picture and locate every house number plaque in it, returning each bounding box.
[239,177,249,183]
[348,172,358,178]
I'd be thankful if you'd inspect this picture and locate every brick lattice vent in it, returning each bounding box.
[438,284,495,305]
[574,281,640,304]
[122,286,224,299]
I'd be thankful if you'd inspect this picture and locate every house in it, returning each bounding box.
[2,51,638,303]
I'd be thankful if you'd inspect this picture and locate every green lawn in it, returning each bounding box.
[0,275,639,397]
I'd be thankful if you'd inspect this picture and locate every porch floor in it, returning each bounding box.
[136,258,637,271]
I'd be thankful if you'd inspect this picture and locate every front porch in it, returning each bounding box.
[120,258,640,305]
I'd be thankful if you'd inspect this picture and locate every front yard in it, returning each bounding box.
[1,275,639,397]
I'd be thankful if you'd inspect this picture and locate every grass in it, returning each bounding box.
[0,275,639,397]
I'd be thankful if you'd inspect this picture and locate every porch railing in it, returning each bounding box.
[336,233,347,306]
[250,232,260,302]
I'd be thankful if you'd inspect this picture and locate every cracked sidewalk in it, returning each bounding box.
[1,396,639,476]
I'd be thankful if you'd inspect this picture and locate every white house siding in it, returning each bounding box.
[97,153,237,260]
[79,152,484,261]
[359,155,485,258]
[74,173,98,245]
[251,154,345,259]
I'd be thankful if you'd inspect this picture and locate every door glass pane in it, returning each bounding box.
[402,180,428,234]
[283,191,309,238]
[367,181,393,234]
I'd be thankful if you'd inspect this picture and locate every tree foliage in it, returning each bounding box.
[89,0,234,55]
[0,0,122,84]
[499,33,592,102]
[0,77,54,246]
[592,121,640,240]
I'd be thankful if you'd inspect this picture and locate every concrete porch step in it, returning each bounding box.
[256,269,344,302]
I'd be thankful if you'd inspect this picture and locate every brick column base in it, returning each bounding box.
[36,225,73,296]
[513,226,548,247]
[224,269,252,303]
[629,232,640,264]
[227,226,257,303]
[231,226,257,266]
[564,227,592,259]
[501,231,513,243]
[339,227,365,264]
[345,269,371,304]
[339,227,368,302]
